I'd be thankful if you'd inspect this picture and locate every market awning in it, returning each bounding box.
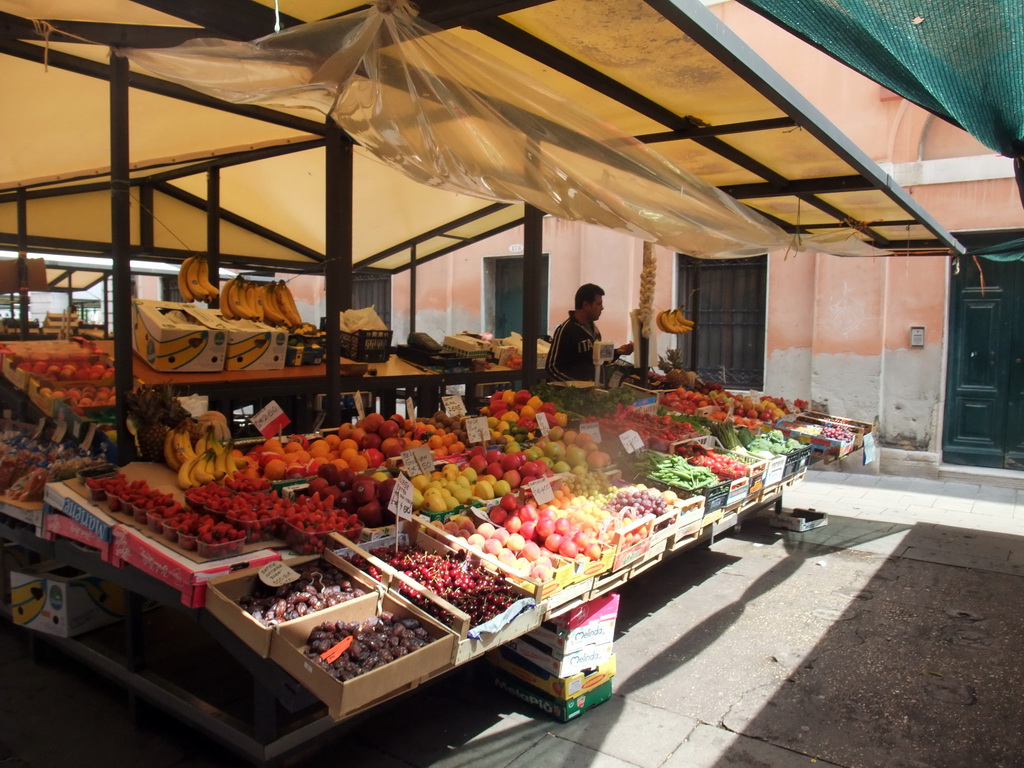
[0,0,965,272]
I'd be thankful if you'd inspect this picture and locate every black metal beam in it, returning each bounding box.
[387,216,525,274]
[126,0,304,41]
[152,182,325,263]
[721,175,874,199]
[324,120,354,426]
[141,138,327,185]
[110,50,136,464]
[416,0,550,28]
[206,168,220,308]
[522,205,543,388]
[16,189,28,339]
[0,38,326,136]
[357,203,512,268]
[0,12,219,48]
[637,116,797,143]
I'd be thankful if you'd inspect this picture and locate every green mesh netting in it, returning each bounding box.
[736,0,1024,203]
[968,236,1024,262]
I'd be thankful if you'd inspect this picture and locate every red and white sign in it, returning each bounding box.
[251,400,291,439]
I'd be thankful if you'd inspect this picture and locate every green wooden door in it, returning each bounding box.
[943,259,1024,468]
[493,256,548,339]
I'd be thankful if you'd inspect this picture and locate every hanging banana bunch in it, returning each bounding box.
[655,307,696,334]
[638,242,656,338]
[177,254,220,304]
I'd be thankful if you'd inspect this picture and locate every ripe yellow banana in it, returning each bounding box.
[177,452,202,489]
[183,256,210,303]
[212,441,230,481]
[189,451,217,486]
[260,283,288,326]
[233,278,255,320]
[276,281,302,327]
[244,281,263,323]
[174,427,196,461]
[220,278,237,320]
[193,255,220,302]
[655,310,670,334]
[163,427,182,470]
[177,256,196,303]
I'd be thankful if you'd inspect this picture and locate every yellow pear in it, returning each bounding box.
[426,494,447,514]
[411,474,430,491]
[412,488,425,509]
[473,480,494,500]
[460,467,478,484]
[453,486,474,505]
[372,471,390,483]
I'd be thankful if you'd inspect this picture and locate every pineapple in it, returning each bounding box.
[125,383,188,462]
[658,348,688,389]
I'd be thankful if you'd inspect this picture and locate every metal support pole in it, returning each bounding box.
[139,183,154,253]
[324,119,354,426]
[206,168,220,308]
[409,244,417,335]
[110,50,136,464]
[16,189,29,340]
[522,205,544,388]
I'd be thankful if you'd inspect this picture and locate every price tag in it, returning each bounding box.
[862,432,877,465]
[619,429,644,454]
[401,445,434,477]
[535,412,550,436]
[354,392,366,420]
[406,396,416,420]
[442,394,466,418]
[388,473,414,520]
[580,420,602,443]
[52,419,67,443]
[320,635,353,663]
[527,476,554,505]
[465,416,489,444]
[81,423,98,451]
[251,400,291,439]
[258,561,301,587]
[633,397,657,415]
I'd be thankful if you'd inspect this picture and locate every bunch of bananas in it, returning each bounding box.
[176,254,221,303]
[221,277,301,328]
[163,424,247,489]
[656,308,696,334]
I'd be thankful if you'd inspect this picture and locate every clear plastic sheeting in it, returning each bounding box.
[125,0,886,259]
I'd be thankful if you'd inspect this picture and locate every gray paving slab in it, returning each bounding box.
[506,733,643,768]
[664,723,841,768]
[549,695,696,768]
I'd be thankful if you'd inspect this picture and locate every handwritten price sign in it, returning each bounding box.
[580,421,602,443]
[388,473,414,520]
[619,429,644,454]
[465,416,489,444]
[401,445,435,477]
[535,412,550,436]
[528,477,554,505]
[251,400,291,438]
[442,395,466,418]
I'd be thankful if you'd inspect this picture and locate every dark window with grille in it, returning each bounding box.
[353,270,391,327]
[161,275,182,302]
[675,254,766,389]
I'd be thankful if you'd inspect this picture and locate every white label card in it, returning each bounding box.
[535,412,550,436]
[442,395,466,418]
[619,429,644,454]
[466,416,489,444]
[388,473,414,520]
[401,445,434,477]
[258,561,301,587]
[528,477,554,505]
[52,420,67,443]
[580,421,602,443]
[82,423,98,451]
[354,392,366,420]
[862,432,877,465]
[405,396,415,420]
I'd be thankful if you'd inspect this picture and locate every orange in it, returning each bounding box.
[330,458,350,471]
[294,450,311,464]
[341,447,360,463]
[264,438,284,454]
[324,433,342,448]
[263,459,287,480]
[339,438,359,453]
[428,434,444,450]
[449,441,465,455]
[562,429,578,445]
[308,440,330,457]
[283,441,302,454]
[337,423,354,439]
[347,454,369,472]
[350,427,366,445]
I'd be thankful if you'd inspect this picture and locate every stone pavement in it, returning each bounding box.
[2,468,1023,768]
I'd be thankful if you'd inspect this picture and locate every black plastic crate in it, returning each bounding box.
[783,445,812,478]
[701,480,732,514]
[340,329,393,362]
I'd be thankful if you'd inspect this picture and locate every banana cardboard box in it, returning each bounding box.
[205,311,288,371]
[10,561,125,637]
[131,300,227,373]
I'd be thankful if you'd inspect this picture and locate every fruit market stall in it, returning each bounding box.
[0,377,865,765]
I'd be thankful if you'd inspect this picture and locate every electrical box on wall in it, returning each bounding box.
[910,326,925,348]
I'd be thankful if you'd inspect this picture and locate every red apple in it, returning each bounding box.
[500,493,518,512]
[489,507,508,525]
[558,539,578,559]
[352,476,378,505]
[503,470,521,489]
[486,462,505,479]
[501,453,522,472]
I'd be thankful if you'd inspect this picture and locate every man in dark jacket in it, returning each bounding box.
[546,284,633,382]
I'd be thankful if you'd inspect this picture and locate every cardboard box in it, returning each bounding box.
[767,508,828,532]
[269,592,457,721]
[488,644,616,699]
[0,497,46,537]
[549,592,619,632]
[503,633,614,678]
[10,561,125,637]
[529,614,616,655]
[131,299,228,372]
[43,510,112,561]
[110,525,280,608]
[44,481,117,542]
[208,312,288,371]
[492,668,612,722]
[204,552,383,658]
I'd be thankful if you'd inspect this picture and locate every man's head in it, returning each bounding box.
[574,283,605,323]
